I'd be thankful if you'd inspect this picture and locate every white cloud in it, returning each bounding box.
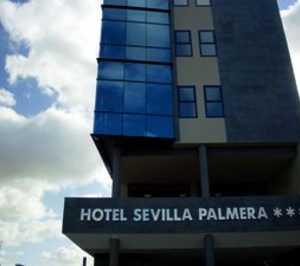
[0,0,101,111]
[281,0,300,93]
[42,246,94,266]
[0,88,16,107]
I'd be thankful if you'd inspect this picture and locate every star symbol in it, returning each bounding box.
[286,207,295,217]
[273,207,282,218]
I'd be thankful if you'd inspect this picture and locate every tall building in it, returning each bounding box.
[63,0,300,265]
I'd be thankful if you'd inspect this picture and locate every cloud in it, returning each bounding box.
[42,246,94,266]
[281,0,300,92]
[0,88,16,107]
[0,107,104,185]
[0,0,101,111]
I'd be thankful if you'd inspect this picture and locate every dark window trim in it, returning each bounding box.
[198,30,218,57]
[101,4,170,13]
[204,85,225,118]
[178,86,198,118]
[175,30,193,57]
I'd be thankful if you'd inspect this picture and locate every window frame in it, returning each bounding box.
[198,30,217,57]
[178,86,198,118]
[175,30,193,57]
[204,85,225,118]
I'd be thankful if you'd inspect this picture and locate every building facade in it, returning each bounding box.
[63,0,300,265]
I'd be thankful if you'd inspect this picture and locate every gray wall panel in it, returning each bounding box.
[211,0,300,142]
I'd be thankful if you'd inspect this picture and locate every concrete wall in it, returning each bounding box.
[212,0,300,142]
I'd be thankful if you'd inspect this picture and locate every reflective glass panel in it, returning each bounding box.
[147,11,169,24]
[147,84,173,115]
[206,102,224,117]
[147,48,171,62]
[97,80,123,112]
[179,87,195,101]
[125,63,146,81]
[103,8,126,21]
[123,114,146,137]
[128,0,147,8]
[104,0,126,5]
[147,0,169,9]
[200,31,215,43]
[98,61,124,80]
[201,44,217,56]
[196,0,210,5]
[179,103,197,117]
[100,45,125,59]
[126,46,146,61]
[147,65,172,83]
[127,10,146,22]
[127,23,146,46]
[124,82,146,113]
[205,86,222,101]
[176,44,192,56]
[94,112,122,135]
[101,21,126,45]
[147,24,170,48]
[146,116,173,138]
[175,31,190,43]
[174,0,188,6]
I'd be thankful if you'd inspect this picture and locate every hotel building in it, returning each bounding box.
[63,0,300,265]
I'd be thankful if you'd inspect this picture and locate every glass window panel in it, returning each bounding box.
[175,31,190,43]
[146,116,174,138]
[127,10,146,22]
[101,21,126,45]
[201,44,217,56]
[147,84,173,115]
[147,11,169,24]
[174,0,188,6]
[179,103,197,117]
[147,48,171,62]
[126,46,146,61]
[196,0,210,5]
[104,0,126,5]
[98,61,124,80]
[103,8,126,21]
[176,44,192,56]
[147,65,172,83]
[94,112,122,135]
[125,63,147,81]
[100,45,125,59]
[97,80,124,112]
[128,0,146,8]
[147,24,170,48]
[147,0,169,9]
[205,86,222,101]
[123,114,146,137]
[124,82,146,113]
[200,31,215,43]
[179,87,195,101]
[127,23,146,46]
[206,102,224,117]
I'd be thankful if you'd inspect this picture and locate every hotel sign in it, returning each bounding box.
[63,196,300,234]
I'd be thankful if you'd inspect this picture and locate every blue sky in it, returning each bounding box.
[0,0,299,266]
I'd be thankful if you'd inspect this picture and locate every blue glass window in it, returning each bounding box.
[104,0,126,5]
[127,23,146,46]
[127,10,146,22]
[98,61,124,80]
[147,48,171,63]
[174,0,188,6]
[147,24,170,48]
[94,112,122,135]
[128,0,147,8]
[126,47,146,61]
[146,116,174,138]
[178,86,197,118]
[100,45,125,59]
[199,30,217,57]
[175,31,192,57]
[124,82,146,113]
[103,8,126,21]
[147,84,173,115]
[204,86,224,117]
[97,80,123,112]
[125,63,147,81]
[196,0,210,6]
[147,12,169,24]
[147,65,172,83]
[147,0,169,9]
[123,114,146,137]
[101,21,126,45]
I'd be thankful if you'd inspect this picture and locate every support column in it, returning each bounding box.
[204,234,215,266]
[112,145,121,198]
[109,238,120,266]
[199,145,210,197]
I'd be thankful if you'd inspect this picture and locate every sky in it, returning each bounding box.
[0,0,299,265]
